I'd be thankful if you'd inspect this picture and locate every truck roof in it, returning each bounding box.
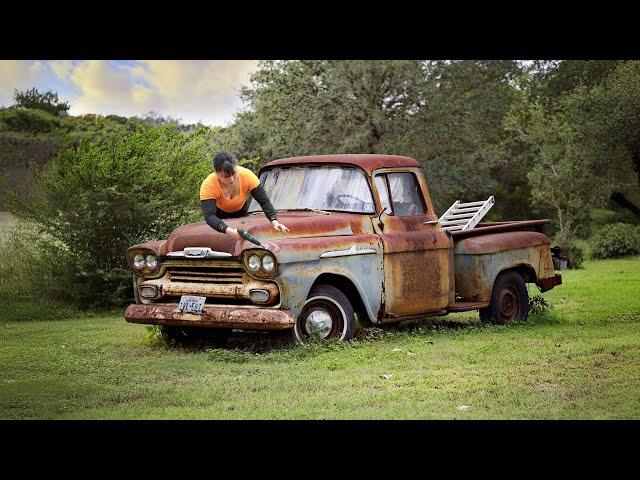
[262,154,420,175]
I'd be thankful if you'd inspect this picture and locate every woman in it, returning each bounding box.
[200,151,289,239]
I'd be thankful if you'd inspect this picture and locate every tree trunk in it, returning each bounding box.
[611,191,640,221]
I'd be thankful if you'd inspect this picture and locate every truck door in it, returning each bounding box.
[372,169,454,319]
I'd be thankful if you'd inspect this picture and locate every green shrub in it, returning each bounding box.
[0,107,62,134]
[552,232,584,269]
[528,295,552,315]
[3,126,214,308]
[590,223,640,259]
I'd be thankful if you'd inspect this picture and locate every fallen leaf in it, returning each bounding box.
[406,351,416,356]
[381,374,392,380]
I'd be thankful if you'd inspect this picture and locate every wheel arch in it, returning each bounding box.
[310,273,374,327]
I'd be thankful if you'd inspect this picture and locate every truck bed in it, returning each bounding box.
[449,219,550,239]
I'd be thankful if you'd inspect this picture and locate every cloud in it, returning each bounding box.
[48,60,75,81]
[68,60,258,125]
[0,60,47,105]
[0,60,258,126]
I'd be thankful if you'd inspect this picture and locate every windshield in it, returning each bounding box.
[248,166,375,214]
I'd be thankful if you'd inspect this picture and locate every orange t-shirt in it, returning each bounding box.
[199,165,261,213]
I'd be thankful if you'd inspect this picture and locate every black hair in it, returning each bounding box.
[213,151,238,176]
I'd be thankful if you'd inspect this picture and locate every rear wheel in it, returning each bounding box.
[294,284,356,342]
[479,271,529,325]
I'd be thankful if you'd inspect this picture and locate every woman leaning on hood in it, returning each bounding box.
[200,151,290,239]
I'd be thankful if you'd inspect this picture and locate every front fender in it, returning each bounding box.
[272,235,384,321]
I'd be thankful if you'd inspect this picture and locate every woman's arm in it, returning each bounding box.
[250,185,289,234]
[249,185,277,221]
[201,199,229,233]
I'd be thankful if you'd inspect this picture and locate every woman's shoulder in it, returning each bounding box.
[237,165,260,187]
[202,172,218,185]
[236,165,257,177]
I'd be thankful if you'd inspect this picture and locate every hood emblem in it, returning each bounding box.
[167,247,232,259]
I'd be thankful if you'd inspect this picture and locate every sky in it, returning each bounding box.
[0,60,259,126]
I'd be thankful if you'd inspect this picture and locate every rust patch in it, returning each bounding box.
[454,231,550,255]
[124,303,296,330]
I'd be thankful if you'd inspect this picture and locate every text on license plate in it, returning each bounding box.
[178,295,206,314]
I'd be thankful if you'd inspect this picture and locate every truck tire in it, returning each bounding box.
[479,271,529,325]
[160,326,230,347]
[294,284,356,342]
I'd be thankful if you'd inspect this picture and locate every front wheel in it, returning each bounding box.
[294,284,356,342]
[479,271,529,325]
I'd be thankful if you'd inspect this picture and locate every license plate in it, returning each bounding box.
[178,295,206,314]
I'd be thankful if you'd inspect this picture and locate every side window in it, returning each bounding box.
[374,174,392,213]
[387,172,426,216]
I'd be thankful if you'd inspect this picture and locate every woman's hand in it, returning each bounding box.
[226,227,242,240]
[271,219,290,234]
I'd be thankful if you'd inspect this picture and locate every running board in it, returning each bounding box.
[447,301,490,312]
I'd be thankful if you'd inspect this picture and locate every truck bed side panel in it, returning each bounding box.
[453,231,555,302]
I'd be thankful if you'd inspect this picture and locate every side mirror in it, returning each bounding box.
[377,207,388,231]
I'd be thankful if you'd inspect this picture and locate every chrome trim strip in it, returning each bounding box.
[319,244,378,259]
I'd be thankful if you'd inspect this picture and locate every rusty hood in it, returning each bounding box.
[160,212,356,257]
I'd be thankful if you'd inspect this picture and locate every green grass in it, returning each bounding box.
[1,257,639,419]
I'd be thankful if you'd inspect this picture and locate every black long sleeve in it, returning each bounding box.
[201,199,229,233]
[250,185,277,221]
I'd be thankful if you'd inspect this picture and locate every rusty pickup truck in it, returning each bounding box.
[124,154,563,343]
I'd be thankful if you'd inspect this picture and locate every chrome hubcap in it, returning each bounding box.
[305,309,333,339]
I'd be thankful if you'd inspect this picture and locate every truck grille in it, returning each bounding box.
[166,265,245,284]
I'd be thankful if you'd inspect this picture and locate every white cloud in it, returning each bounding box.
[48,60,74,81]
[0,60,258,126]
[0,60,48,105]
[68,60,257,125]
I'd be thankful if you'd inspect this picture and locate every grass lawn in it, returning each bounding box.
[1,256,639,419]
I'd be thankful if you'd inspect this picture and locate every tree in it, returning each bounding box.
[505,60,640,232]
[12,88,70,116]
[230,60,523,215]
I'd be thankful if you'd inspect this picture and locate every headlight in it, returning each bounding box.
[262,254,275,272]
[133,254,145,270]
[145,254,157,270]
[248,254,261,271]
[242,250,278,278]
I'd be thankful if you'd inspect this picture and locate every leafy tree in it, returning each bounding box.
[13,88,70,116]
[505,60,640,234]
[3,126,214,307]
[230,60,523,215]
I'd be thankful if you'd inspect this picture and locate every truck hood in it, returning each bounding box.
[161,212,355,256]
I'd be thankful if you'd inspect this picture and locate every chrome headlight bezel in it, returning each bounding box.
[127,249,160,276]
[242,249,278,278]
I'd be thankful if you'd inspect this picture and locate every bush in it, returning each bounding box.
[0,107,62,134]
[590,223,640,259]
[3,126,214,308]
[552,232,584,269]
